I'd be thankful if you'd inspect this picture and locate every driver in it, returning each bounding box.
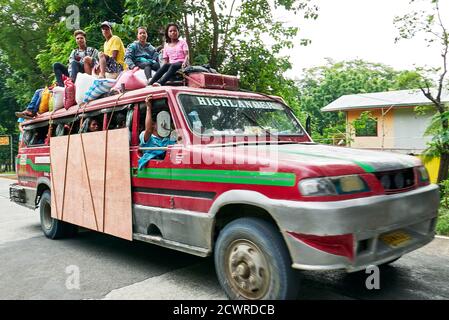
[138,95,176,170]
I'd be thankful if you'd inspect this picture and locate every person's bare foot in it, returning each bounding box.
[15,110,36,119]
[152,82,161,87]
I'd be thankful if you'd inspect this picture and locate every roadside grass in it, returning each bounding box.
[0,171,15,175]
[437,207,449,236]
[0,171,17,180]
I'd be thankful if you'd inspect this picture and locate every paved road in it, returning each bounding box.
[1,177,448,300]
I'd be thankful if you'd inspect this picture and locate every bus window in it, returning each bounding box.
[26,125,49,146]
[138,99,178,141]
[137,99,178,162]
[110,112,127,129]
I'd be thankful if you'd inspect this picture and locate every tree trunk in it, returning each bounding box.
[183,11,192,65]
[207,0,219,69]
[438,150,449,182]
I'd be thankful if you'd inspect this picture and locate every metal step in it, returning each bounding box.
[133,233,211,257]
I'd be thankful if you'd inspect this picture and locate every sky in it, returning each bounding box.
[273,0,449,79]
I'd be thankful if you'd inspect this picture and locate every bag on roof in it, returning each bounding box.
[48,92,54,112]
[183,64,218,75]
[52,86,65,111]
[75,73,96,105]
[82,78,117,103]
[63,75,77,109]
[112,67,146,92]
[38,87,51,114]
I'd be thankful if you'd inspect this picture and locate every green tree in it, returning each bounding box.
[0,0,53,104]
[120,0,318,109]
[297,59,422,143]
[394,0,449,182]
[37,0,125,78]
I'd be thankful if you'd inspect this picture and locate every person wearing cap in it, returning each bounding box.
[53,30,99,87]
[125,27,160,82]
[94,21,126,78]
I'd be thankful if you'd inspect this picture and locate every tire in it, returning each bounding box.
[214,217,299,300]
[39,190,78,239]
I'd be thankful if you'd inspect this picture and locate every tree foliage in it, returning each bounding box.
[297,59,421,142]
[0,0,319,168]
[394,0,449,182]
[119,0,318,107]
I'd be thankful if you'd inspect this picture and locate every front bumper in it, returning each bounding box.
[9,183,37,210]
[270,184,440,272]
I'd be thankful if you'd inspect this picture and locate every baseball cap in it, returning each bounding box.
[100,21,113,29]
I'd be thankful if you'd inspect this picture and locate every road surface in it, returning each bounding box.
[0,177,448,300]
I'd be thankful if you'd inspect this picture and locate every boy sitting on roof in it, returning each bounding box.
[138,95,176,170]
[15,88,44,119]
[94,21,126,78]
[53,30,99,87]
[125,27,160,83]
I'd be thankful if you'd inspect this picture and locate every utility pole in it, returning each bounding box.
[10,135,14,172]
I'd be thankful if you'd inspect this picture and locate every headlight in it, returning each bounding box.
[417,166,430,183]
[298,175,369,196]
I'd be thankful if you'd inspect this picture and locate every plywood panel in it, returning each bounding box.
[103,128,132,239]
[50,136,69,220]
[50,129,132,240]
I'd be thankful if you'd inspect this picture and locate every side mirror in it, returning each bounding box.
[305,115,312,136]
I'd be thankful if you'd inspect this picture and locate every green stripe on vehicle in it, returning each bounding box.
[25,159,50,173]
[133,168,296,187]
[278,149,376,173]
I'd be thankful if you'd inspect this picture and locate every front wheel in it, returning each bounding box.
[214,218,299,300]
[40,190,78,239]
[379,256,402,267]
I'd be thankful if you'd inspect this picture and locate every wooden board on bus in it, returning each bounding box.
[50,128,132,240]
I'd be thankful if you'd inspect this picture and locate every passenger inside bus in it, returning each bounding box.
[79,116,102,133]
[113,113,126,129]
[31,131,45,145]
[138,95,176,170]
[88,119,100,132]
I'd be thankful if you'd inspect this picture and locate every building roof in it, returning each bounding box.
[321,89,449,112]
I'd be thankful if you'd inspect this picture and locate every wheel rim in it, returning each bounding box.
[225,239,271,300]
[41,200,53,231]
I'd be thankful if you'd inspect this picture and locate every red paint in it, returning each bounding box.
[288,232,355,261]
[17,86,422,217]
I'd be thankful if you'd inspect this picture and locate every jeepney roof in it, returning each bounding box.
[22,86,283,126]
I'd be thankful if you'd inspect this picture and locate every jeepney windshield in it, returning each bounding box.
[178,94,305,136]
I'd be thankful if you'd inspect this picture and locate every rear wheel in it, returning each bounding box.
[214,217,299,300]
[40,190,78,239]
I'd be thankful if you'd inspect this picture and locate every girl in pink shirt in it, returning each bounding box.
[149,23,189,86]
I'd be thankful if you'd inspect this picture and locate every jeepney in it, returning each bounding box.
[10,78,440,300]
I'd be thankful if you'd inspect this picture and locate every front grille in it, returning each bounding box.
[375,168,415,194]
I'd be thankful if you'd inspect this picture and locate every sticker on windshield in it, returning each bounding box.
[195,96,283,110]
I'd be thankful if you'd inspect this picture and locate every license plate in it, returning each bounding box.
[380,230,412,248]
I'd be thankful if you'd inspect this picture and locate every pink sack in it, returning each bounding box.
[113,67,146,92]
[63,75,76,109]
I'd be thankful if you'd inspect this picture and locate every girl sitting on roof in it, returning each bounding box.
[148,23,189,87]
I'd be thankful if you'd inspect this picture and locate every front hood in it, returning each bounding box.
[275,144,420,172]
[202,143,421,178]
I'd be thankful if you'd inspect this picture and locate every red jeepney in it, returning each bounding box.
[10,77,440,300]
